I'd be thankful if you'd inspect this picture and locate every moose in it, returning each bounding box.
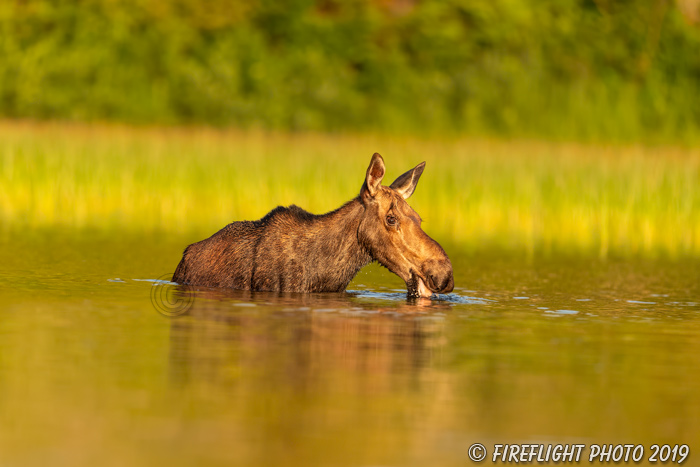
[172,153,454,299]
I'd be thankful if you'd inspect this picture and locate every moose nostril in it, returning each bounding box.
[429,275,439,290]
[441,273,454,293]
[423,258,454,293]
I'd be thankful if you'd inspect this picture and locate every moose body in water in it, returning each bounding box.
[172,153,453,298]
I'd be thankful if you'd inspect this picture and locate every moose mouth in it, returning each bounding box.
[406,272,434,299]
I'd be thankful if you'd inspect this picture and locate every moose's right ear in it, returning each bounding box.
[360,153,385,199]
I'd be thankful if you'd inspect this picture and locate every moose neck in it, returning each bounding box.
[308,197,372,290]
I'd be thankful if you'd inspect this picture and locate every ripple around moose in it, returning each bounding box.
[142,271,490,319]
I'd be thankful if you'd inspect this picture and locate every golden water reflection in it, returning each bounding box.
[0,232,699,466]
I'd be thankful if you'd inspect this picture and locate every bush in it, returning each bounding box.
[1,0,699,141]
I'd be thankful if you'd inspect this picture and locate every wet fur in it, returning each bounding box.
[173,199,373,292]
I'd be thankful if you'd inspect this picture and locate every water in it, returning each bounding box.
[1,229,699,466]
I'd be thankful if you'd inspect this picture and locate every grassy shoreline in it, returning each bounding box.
[2,121,699,258]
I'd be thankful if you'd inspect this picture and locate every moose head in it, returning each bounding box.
[358,153,454,298]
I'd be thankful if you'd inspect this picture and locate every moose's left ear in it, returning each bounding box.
[389,161,426,199]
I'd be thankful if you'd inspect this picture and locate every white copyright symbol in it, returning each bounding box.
[469,443,487,462]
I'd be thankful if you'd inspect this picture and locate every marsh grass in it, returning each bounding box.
[1,121,699,258]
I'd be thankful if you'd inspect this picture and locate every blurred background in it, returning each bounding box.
[2,0,700,141]
[1,0,700,257]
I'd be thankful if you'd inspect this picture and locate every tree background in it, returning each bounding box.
[1,0,699,141]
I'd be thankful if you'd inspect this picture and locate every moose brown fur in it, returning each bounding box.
[172,153,454,298]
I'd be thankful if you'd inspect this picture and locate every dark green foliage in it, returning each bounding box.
[1,0,699,140]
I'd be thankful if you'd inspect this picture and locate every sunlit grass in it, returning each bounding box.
[1,120,699,258]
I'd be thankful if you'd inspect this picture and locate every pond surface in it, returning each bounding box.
[1,229,699,466]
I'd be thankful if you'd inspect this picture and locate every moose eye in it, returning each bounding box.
[386,215,397,226]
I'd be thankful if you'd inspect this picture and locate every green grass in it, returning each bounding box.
[1,121,699,258]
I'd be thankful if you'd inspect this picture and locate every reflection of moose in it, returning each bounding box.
[168,294,449,389]
[173,153,453,298]
[165,296,454,466]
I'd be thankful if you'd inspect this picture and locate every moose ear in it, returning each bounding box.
[360,153,385,199]
[389,161,425,199]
